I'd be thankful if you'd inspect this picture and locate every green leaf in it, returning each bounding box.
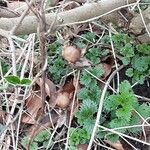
[69,128,89,147]
[126,68,133,77]
[20,78,31,86]
[78,88,89,100]
[106,134,119,143]
[86,48,101,65]
[137,43,150,54]
[82,32,96,42]
[119,80,132,94]
[21,136,38,150]
[121,57,130,65]
[80,71,92,86]
[120,43,134,58]
[76,100,97,125]
[132,56,149,72]
[34,130,51,142]
[5,75,20,85]
[90,66,104,78]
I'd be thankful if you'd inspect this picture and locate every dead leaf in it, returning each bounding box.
[77,144,88,150]
[62,78,75,94]
[36,78,57,107]
[21,91,42,124]
[74,57,91,68]
[26,110,61,149]
[98,63,112,80]
[104,140,125,150]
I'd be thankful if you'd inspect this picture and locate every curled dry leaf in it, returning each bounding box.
[63,78,75,94]
[26,111,60,149]
[28,111,59,138]
[21,92,42,124]
[74,57,91,68]
[36,78,57,107]
[56,76,77,109]
[62,45,81,63]
[98,63,112,80]
[104,140,125,150]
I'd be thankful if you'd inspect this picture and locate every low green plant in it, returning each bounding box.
[70,78,150,146]
[112,33,150,84]
[47,41,68,84]
[21,129,51,150]
[99,80,150,142]
[69,67,103,148]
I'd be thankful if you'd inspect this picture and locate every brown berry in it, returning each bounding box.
[56,92,70,108]
[62,45,81,63]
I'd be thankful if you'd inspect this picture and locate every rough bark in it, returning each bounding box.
[0,0,136,35]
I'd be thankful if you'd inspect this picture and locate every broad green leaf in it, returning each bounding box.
[20,78,31,86]
[5,75,20,85]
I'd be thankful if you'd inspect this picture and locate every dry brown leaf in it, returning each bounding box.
[26,111,60,149]
[28,111,59,137]
[63,78,75,94]
[21,91,42,124]
[98,63,112,80]
[36,78,57,107]
[105,140,125,150]
[74,57,91,68]
[77,144,88,150]
[36,78,56,97]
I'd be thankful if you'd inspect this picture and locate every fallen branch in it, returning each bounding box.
[0,0,136,35]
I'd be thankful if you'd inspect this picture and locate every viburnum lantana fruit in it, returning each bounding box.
[62,45,81,63]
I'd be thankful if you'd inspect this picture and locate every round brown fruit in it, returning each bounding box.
[56,92,70,108]
[62,45,81,63]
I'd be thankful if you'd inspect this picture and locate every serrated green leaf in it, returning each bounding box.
[34,130,51,142]
[21,136,38,150]
[120,43,134,57]
[5,75,20,85]
[132,56,149,72]
[69,128,89,147]
[126,68,133,77]
[121,57,130,65]
[137,43,150,54]
[20,78,31,86]
[137,103,150,119]
[76,100,97,125]
[83,118,95,134]
[78,88,89,100]
[119,80,131,94]
[106,134,119,143]
[90,66,104,78]
[80,71,92,86]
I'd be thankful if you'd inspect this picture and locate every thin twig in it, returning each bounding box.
[65,70,80,150]
[87,65,124,150]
